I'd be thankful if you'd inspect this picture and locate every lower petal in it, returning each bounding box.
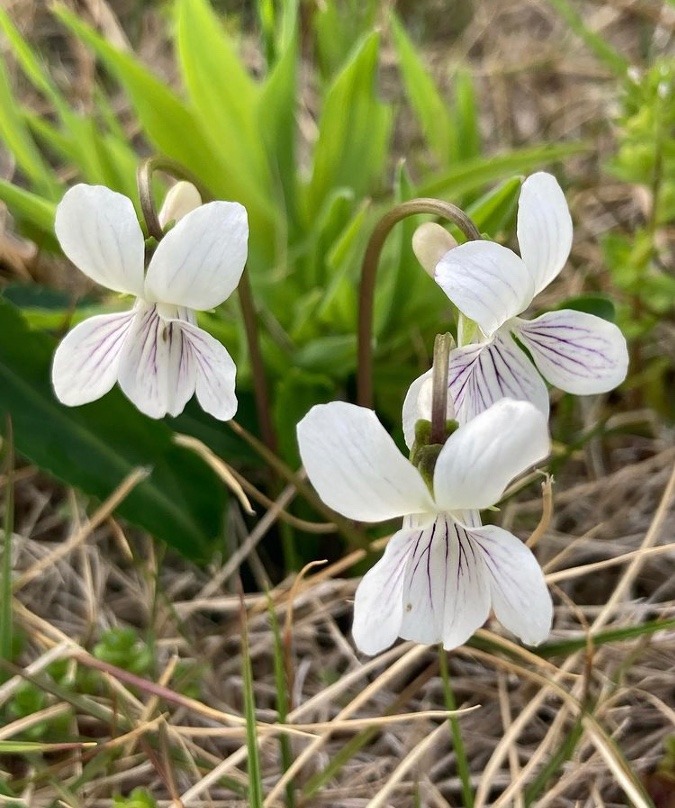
[514,310,629,395]
[448,333,549,423]
[465,524,552,645]
[117,303,196,419]
[399,515,491,651]
[179,321,238,421]
[51,310,134,406]
[352,527,414,656]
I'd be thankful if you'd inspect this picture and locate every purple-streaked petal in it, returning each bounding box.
[297,402,435,523]
[517,172,573,296]
[464,524,553,645]
[514,310,629,395]
[55,185,144,297]
[402,369,456,450]
[177,321,238,421]
[399,514,491,650]
[352,526,414,655]
[144,201,248,311]
[51,311,134,406]
[447,333,550,424]
[433,398,550,512]
[435,241,535,336]
[117,303,196,419]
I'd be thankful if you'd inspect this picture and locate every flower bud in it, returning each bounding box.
[158,181,202,229]
[412,222,457,277]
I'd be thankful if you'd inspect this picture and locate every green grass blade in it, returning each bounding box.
[453,69,480,161]
[439,649,474,808]
[546,0,629,75]
[0,179,56,236]
[240,596,264,807]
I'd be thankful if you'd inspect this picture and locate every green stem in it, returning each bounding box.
[430,333,452,445]
[357,199,481,409]
[1,417,14,679]
[439,648,475,808]
[137,156,277,454]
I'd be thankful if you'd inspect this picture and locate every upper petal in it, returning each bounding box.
[55,185,145,297]
[514,310,629,395]
[435,241,535,336]
[447,334,550,424]
[352,526,413,655]
[517,172,573,296]
[178,320,238,421]
[465,524,553,646]
[51,310,134,406]
[297,402,435,523]
[117,303,196,419]
[433,398,550,512]
[399,515,491,651]
[144,201,248,311]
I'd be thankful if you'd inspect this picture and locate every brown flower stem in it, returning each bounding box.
[137,157,277,454]
[357,199,481,409]
[430,333,452,445]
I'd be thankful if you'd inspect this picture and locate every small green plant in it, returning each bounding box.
[93,627,154,677]
[112,787,157,808]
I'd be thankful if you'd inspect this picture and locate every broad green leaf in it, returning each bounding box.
[305,32,393,220]
[556,294,616,322]
[0,299,227,562]
[175,0,269,189]
[257,26,299,229]
[420,141,588,198]
[273,369,333,466]
[390,12,454,163]
[293,334,356,376]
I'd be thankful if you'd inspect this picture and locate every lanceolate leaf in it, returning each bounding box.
[0,299,227,562]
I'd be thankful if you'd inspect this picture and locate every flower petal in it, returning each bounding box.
[352,527,413,655]
[433,398,550,512]
[117,303,196,419]
[51,311,134,406]
[435,241,535,336]
[297,402,434,522]
[465,524,553,645]
[144,201,248,311]
[177,321,238,421]
[447,333,550,424]
[399,515,491,650]
[514,310,629,395]
[517,172,573,296]
[55,185,144,296]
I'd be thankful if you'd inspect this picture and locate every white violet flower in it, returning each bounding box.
[432,172,628,423]
[51,184,248,420]
[297,398,553,655]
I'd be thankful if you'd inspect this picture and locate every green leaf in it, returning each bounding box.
[305,32,392,220]
[273,369,333,466]
[419,142,588,199]
[556,293,616,322]
[465,176,522,235]
[390,12,454,163]
[453,69,480,161]
[0,179,56,237]
[0,54,58,198]
[0,299,226,562]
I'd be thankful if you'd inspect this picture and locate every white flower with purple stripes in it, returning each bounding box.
[297,398,553,655]
[51,184,248,420]
[433,172,628,423]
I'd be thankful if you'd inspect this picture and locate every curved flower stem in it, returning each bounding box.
[430,333,452,445]
[357,198,481,409]
[137,157,277,453]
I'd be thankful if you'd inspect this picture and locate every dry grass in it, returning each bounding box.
[1,0,674,805]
